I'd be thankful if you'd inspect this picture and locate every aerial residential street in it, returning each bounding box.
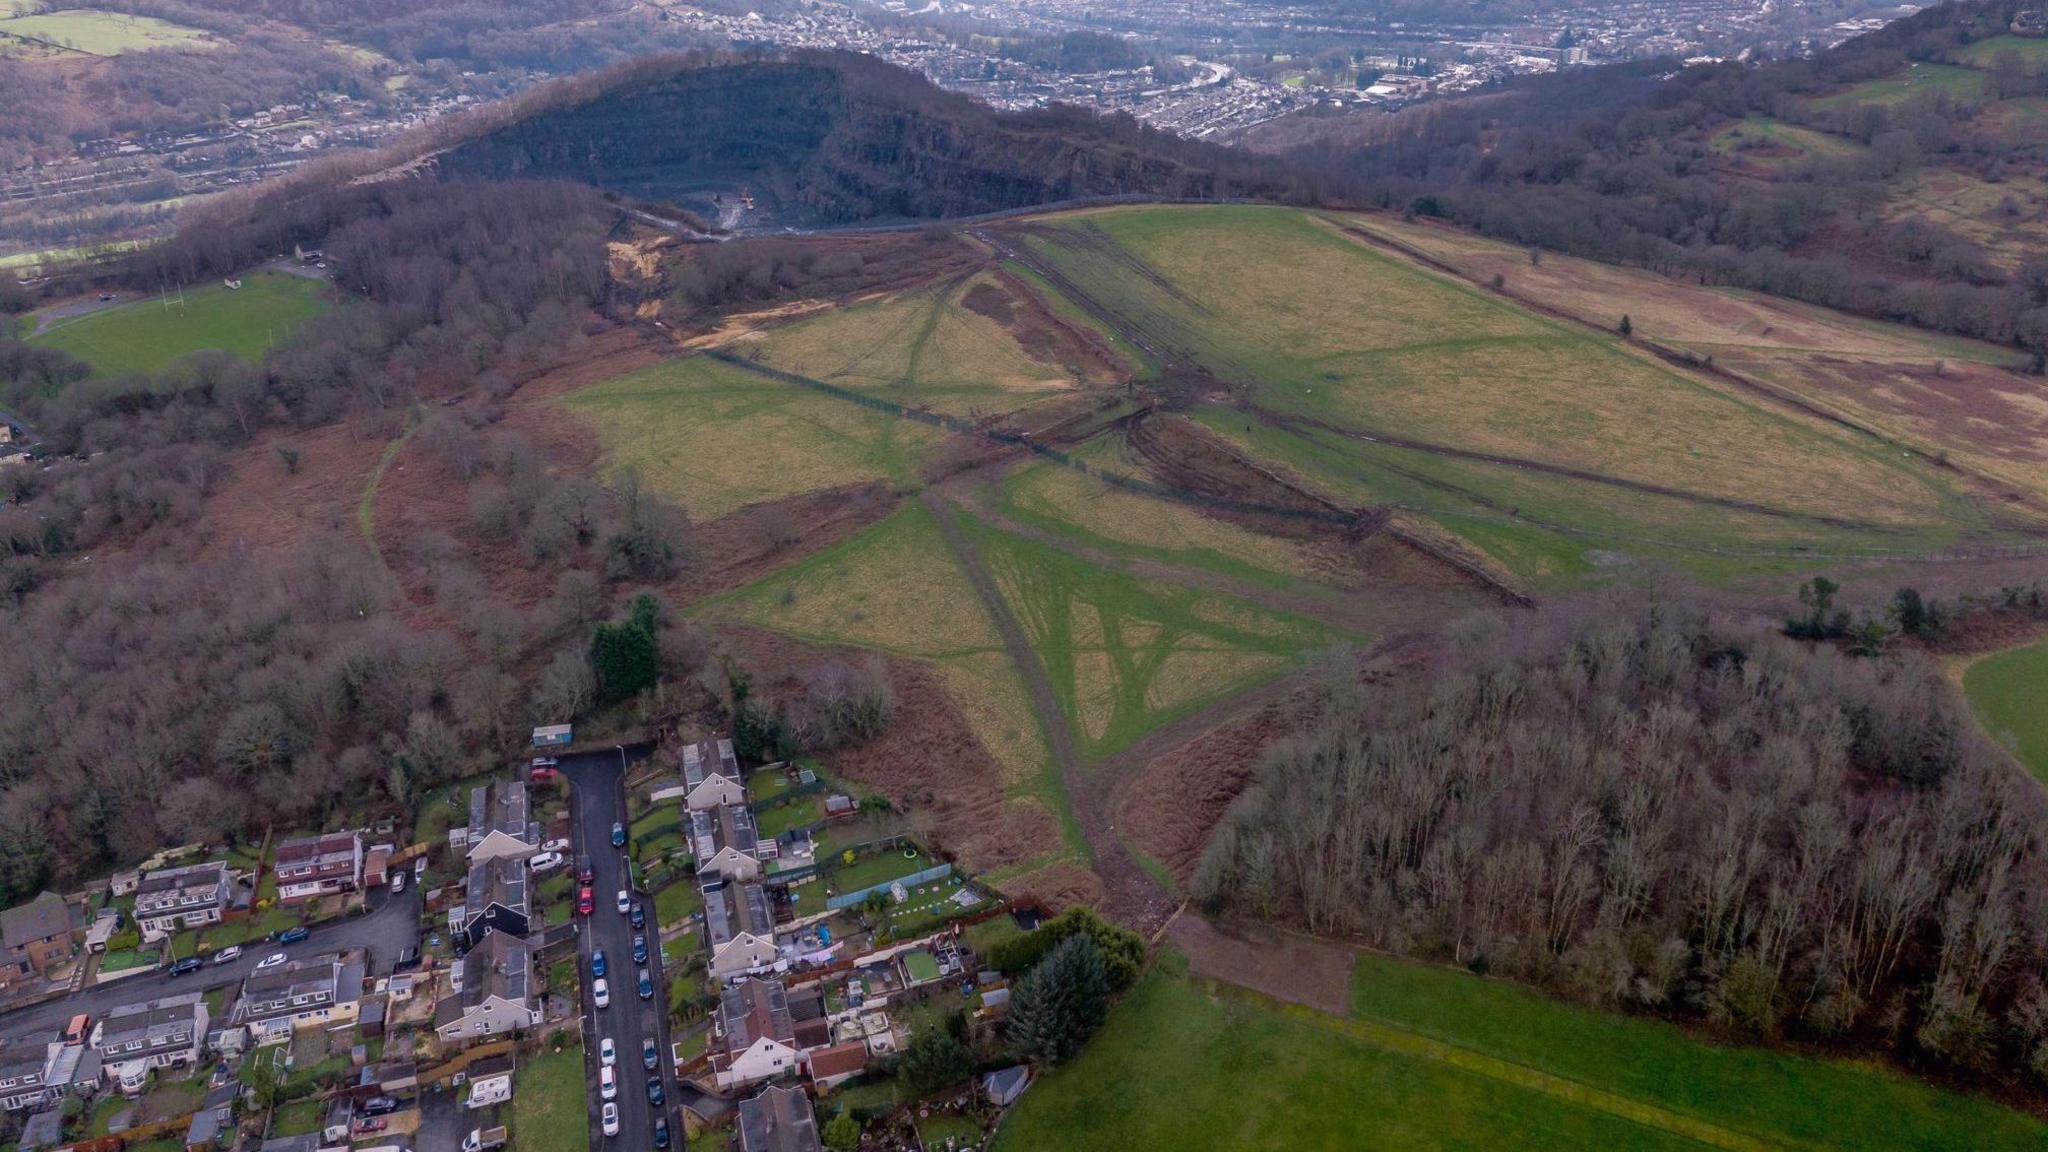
[0,885,419,1042]
[562,745,676,1152]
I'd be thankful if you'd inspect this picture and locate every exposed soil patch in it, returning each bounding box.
[202,419,388,564]
[997,859,1107,911]
[664,482,901,606]
[1118,685,1327,882]
[1125,410,1364,541]
[1168,915,1356,1015]
[713,623,1059,873]
[970,269,1126,384]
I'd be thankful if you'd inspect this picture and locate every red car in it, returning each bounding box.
[577,886,595,917]
[529,765,559,786]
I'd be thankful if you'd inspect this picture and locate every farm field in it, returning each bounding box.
[1808,61,1986,108]
[556,353,948,522]
[0,7,210,55]
[996,952,2048,1152]
[28,271,327,378]
[1963,639,2048,787]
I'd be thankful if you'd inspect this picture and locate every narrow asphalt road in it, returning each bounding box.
[0,885,420,1042]
[562,744,677,1152]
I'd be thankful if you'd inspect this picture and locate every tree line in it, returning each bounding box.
[1197,588,2048,1086]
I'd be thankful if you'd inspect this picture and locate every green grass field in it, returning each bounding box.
[511,1038,586,1152]
[1954,35,2048,69]
[0,8,210,55]
[963,507,1340,759]
[1963,639,2048,787]
[1708,116,1864,164]
[29,271,326,378]
[1809,62,1986,108]
[996,953,2048,1151]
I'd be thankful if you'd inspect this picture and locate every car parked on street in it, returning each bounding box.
[593,978,610,1008]
[645,1077,664,1107]
[277,926,310,945]
[213,946,242,965]
[253,952,287,972]
[637,968,653,1000]
[592,950,607,978]
[577,887,595,917]
[629,902,645,930]
[642,1038,659,1071]
[600,1038,616,1067]
[611,822,626,847]
[167,957,202,977]
[632,935,647,965]
[601,1102,619,1137]
[616,890,630,915]
[600,1066,617,1101]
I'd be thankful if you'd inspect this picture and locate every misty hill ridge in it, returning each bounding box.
[435,51,1293,223]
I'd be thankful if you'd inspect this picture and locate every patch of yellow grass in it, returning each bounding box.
[936,652,1049,786]
[1072,647,1119,744]
[721,506,1001,658]
[558,355,944,522]
[1143,647,1288,713]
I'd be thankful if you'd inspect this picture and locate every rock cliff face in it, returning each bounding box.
[438,51,1286,223]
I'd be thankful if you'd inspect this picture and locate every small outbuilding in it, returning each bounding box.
[982,1065,1031,1107]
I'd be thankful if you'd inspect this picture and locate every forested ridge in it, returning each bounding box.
[1198,595,2048,1085]
[436,50,1305,223]
[1301,1,2048,355]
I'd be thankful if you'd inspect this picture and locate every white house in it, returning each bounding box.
[704,883,779,980]
[133,863,232,944]
[682,738,746,811]
[434,933,540,1044]
[691,804,763,884]
[273,832,363,905]
[711,979,802,1090]
[459,781,537,865]
[233,955,363,1046]
[93,992,207,1094]
[0,1037,97,1113]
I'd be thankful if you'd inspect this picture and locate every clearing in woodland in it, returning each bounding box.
[28,271,327,379]
[995,950,2048,1152]
[1963,638,2048,787]
[0,7,210,55]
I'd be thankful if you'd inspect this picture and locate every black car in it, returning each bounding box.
[629,902,645,929]
[646,1077,664,1107]
[577,856,594,886]
[653,1118,671,1149]
[632,934,647,965]
[166,956,202,976]
[362,1096,400,1116]
[392,946,421,973]
[642,1038,659,1071]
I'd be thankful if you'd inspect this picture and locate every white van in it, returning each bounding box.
[599,1065,617,1102]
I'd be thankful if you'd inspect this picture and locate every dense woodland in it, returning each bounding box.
[1300,1,2048,355]
[1198,592,2048,1083]
[437,51,1309,223]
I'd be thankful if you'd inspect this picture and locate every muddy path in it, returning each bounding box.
[921,489,1178,931]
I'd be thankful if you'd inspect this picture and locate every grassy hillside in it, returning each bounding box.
[29,271,326,377]
[996,953,2048,1152]
[1964,639,2048,786]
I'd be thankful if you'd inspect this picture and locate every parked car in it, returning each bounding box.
[611,822,626,848]
[591,950,607,979]
[629,902,645,930]
[600,1038,616,1067]
[601,1103,619,1137]
[362,1096,400,1116]
[253,952,288,972]
[577,857,595,886]
[529,851,565,873]
[641,1038,659,1071]
[599,1065,617,1101]
[593,978,610,1008]
[542,838,572,855]
[615,890,631,915]
[631,935,647,965]
[636,967,653,1000]
[393,946,421,973]
[531,756,559,769]
[276,926,310,945]
[653,1117,670,1149]
[354,1118,389,1135]
[529,766,559,786]
[213,946,242,965]
[390,870,407,893]
[645,1077,664,1107]
[577,887,595,917]
[166,957,202,977]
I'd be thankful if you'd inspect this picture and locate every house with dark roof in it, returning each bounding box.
[736,1083,822,1152]
[273,832,363,905]
[0,893,76,990]
[454,855,529,951]
[682,738,746,810]
[93,992,207,1093]
[458,780,536,864]
[18,1107,63,1151]
[184,1082,237,1150]
[435,932,539,1043]
[691,803,763,883]
[232,954,364,1046]
[704,882,779,979]
[711,979,802,1090]
[134,862,232,944]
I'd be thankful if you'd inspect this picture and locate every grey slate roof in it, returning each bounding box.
[736,1083,821,1152]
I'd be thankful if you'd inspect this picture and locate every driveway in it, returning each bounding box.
[0,885,420,1042]
[562,744,677,1152]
